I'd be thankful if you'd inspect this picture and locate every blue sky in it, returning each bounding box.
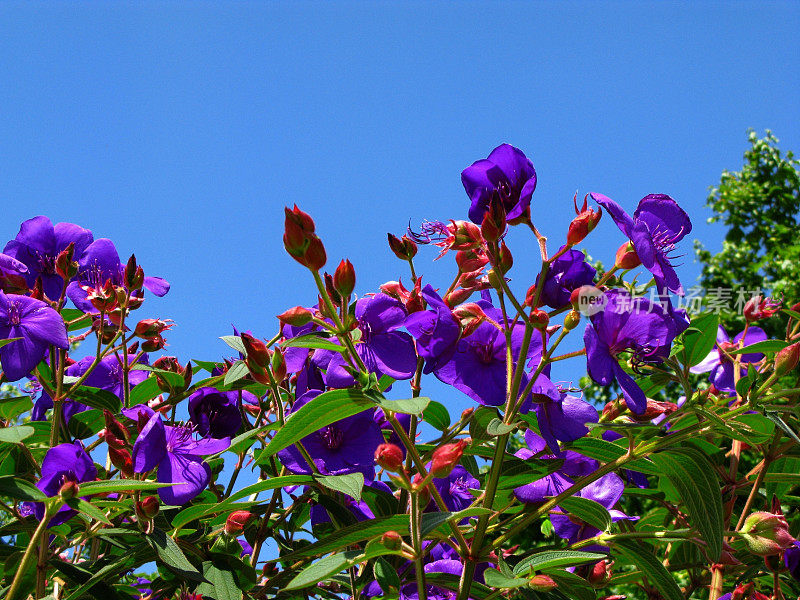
[1,2,798,415]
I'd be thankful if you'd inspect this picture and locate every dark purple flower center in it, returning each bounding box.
[82,261,120,289]
[649,224,685,264]
[318,425,344,450]
[7,301,22,326]
[167,425,194,452]
[35,251,57,276]
[449,477,474,501]
[408,220,448,245]
[468,340,495,365]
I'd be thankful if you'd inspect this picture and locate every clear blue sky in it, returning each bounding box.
[1,2,798,414]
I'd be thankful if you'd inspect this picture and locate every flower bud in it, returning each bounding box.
[323,272,342,306]
[741,511,795,556]
[55,242,78,280]
[461,407,474,421]
[430,439,468,478]
[134,318,174,339]
[444,287,473,307]
[303,236,328,272]
[529,309,549,329]
[109,446,134,477]
[528,574,557,592]
[333,259,356,298]
[277,306,314,327]
[124,254,145,291]
[225,510,255,536]
[284,205,326,271]
[141,336,166,352]
[450,220,484,251]
[615,241,641,269]
[103,409,129,448]
[374,443,405,473]
[567,194,602,246]
[381,530,402,551]
[481,198,507,243]
[455,249,489,273]
[497,242,513,273]
[241,333,270,367]
[743,295,781,322]
[59,479,80,500]
[774,342,800,377]
[411,473,431,506]
[271,347,287,382]
[629,399,678,422]
[387,233,418,260]
[564,310,581,331]
[136,496,160,520]
[587,560,613,588]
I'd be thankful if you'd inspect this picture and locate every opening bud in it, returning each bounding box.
[277,306,313,327]
[59,479,80,501]
[124,254,145,291]
[481,197,507,243]
[134,318,174,339]
[136,496,160,520]
[567,194,602,246]
[109,446,134,477]
[430,439,468,478]
[333,259,356,298]
[743,295,781,323]
[375,443,405,473]
[388,233,418,260]
[141,335,166,352]
[615,241,641,269]
[224,510,255,536]
[528,574,557,592]
[774,342,800,377]
[740,511,795,556]
[55,242,78,280]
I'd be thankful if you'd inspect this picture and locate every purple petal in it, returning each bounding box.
[584,326,615,386]
[368,331,417,380]
[143,276,170,297]
[734,326,769,363]
[53,222,93,258]
[157,451,210,505]
[633,194,692,242]
[590,192,633,238]
[612,362,646,414]
[132,413,167,473]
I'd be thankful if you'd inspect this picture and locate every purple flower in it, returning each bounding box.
[530,392,599,453]
[131,410,229,505]
[429,464,480,513]
[187,387,243,439]
[405,285,460,374]
[276,390,384,479]
[690,326,768,392]
[35,442,97,525]
[462,144,537,223]
[434,300,543,407]
[785,541,800,581]
[0,291,68,381]
[0,253,27,276]
[584,290,678,413]
[591,193,691,294]
[323,294,417,388]
[537,247,596,309]
[3,216,93,300]
[66,238,169,313]
[310,480,392,526]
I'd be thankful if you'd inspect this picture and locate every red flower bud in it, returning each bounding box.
[283,205,327,271]
[241,333,270,367]
[59,479,80,500]
[481,198,507,243]
[333,259,356,298]
[455,249,489,273]
[381,530,402,550]
[743,295,781,322]
[387,233,418,260]
[587,560,613,588]
[461,407,474,421]
[774,342,800,377]
[615,241,641,269]
[271,348,287,382]
[124,255,145,291]
[411,473,431,506]
[225,510,255,536]
[528,574,557,591]
[141,335,166,352]
[375,443,405,473]
[741,511,795,555]
[430,439,468,478]
[109,446,134,477]
[529,309,549,329]
[136,495,160,520]
[449,220,483,251]
[567,194,602,246]
[55,242,78,280]
[277,306,314,327]
[134,318,174,339]
[443,287,473,308]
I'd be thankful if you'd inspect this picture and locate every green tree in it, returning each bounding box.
[695,130,800,339]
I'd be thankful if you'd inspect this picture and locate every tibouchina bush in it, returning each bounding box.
[1,144,800,600]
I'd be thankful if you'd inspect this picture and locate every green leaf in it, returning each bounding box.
[483,569,528,589]
[220,335,247,355]
[614,541,682,600]
[569,437,626,463]
[423,573,493,599]
[147,527,205,581]
[282,335,347,353]
[766,456,800,498]
[545,569,597,600]
[68,409,105,440]
[512,550,608,575]
[373,557,401,596]
[281,515,410,560]
[736,369,756,397]
[681,311,719,367]
[65,498,113,525]
[315,473,365,502]
[285,550,361,591]
[195,559,243,600]
[729,414,775,444]
[79,480,174,495]
[223,361,249,386]
[255,388,374,461]
[469,406,499,443]
[649,448,723,561]
[486,418,519,436]
[222,425,273,457]
[496,456,563,489]
[129,376,162,404]
[0,337,21,349]
[0,425,34,444]
[559,496,612,532]
[0,396,32,421]
[377,396,430,415]
[0,475,46,501]
[783,308,800,321]
[423,400,451,430]
[731,340,789,355]
[420,507,491,537]
[67,386,121,413]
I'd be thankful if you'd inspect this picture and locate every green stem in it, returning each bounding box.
[8,504,54,600]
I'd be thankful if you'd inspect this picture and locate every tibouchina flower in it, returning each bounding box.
[462,144,537,224]
[35,442,97,525]
[187,387,243,439]
[0,291,68,381]
[537,247,596,310]
[4,216,93,300]
[591,193,691,294]
[690,325,768,392]
[131,409,229,505]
